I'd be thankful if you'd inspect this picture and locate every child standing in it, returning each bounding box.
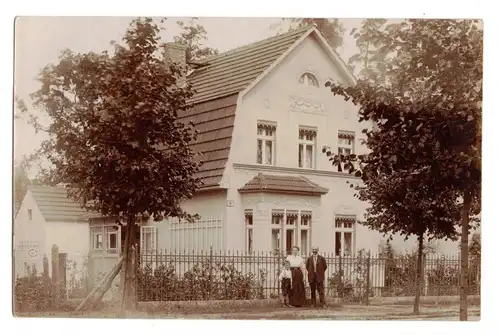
[278,260,292,307]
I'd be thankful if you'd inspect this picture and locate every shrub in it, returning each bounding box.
[14,265,52,313]
[66,258,90,299]
[136,260,257,302]
[327,249,373,302]
[426,258,460,296]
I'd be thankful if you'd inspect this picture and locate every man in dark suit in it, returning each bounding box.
[306,246,327,307]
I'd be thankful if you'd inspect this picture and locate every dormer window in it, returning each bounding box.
[299,73,319,87]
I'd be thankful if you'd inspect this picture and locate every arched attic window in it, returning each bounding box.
[299,73,319,87]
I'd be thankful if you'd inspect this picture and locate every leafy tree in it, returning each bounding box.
[347,19,392,83]
[18,17,201,310]
[468,232,481,258]
[14,164,31,214]
[273,18,345,50]
[324,19,482,319]
[173,18,219,62]
[467,232,481,293]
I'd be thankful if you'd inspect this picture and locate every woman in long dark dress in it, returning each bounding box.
[286,246,307,307]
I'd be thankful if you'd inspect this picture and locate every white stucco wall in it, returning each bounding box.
[222,33,464,256]
[44,221,90,274]
[230,34,368,170]
[222,34,375,254]
[13,190,46,278]
[152,190,228,251]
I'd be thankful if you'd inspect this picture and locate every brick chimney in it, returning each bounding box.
[164,42,188,87]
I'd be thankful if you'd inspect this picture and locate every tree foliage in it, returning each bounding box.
[19,17,201,222]
[325,18,482,219]
[14,164,31,213]
[274,18,345,50]
[347,19,393,83]
[173,18,219,63]
[323,19,482,317]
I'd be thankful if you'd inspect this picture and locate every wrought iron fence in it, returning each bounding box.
[136,249,481,303]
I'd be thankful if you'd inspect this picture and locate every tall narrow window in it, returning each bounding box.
[271,210,284,251]
[257,122,276,165]
[105,226,119,254]
[140,226,158,254]
[271,210,312,256]
[300,211,312,255]
[27,209,32,221]
[334,215,356,257]
[245,209,253,254]
[338,131,355,156]
[298,128,317,169]
[285,211,298,255]
[299,73,319,87]
[90,226,104,250]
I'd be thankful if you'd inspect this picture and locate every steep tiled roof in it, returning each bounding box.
[28,186,92,222]
[179,94,238,188]
[187,25,310,104]
[238,173,329,196]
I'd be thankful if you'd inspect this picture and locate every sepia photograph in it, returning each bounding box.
[11,12,483,323]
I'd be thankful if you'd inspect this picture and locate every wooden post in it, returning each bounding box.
[58,253,67,300]
[51,245,60,309]
[43,255,49,278]
[127,246,138,310]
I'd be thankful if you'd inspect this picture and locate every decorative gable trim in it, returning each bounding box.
[241,26,357,99]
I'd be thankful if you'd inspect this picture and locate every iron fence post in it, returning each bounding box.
[208,246,213,300]
[365,251,370,305]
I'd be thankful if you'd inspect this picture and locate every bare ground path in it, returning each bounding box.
[17,303,480,320]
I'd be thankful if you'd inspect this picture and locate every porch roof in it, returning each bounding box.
[238,173,329,196]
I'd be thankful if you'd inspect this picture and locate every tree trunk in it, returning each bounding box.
[121,214,134,312]
[413,231,424,314]
[459,191,472,321]
[76,256,124,311]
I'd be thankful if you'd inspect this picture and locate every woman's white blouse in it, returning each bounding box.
[286,255,304,268]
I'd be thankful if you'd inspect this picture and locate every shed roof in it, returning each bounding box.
[238,173,329,196]
[28,185,92,222]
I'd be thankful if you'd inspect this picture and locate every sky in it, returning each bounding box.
[13,17,363,169]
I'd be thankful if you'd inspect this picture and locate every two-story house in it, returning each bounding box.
[133,24,384,257]
[15,25,469,287]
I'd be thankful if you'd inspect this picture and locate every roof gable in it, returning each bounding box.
[27,186,92,222]
[187,26,310,104]
[240,26,357,98]
[184,26,356,190]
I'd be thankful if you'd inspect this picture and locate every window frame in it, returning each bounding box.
[299,72,319,87]
[245,209,253,254]
[90,224,121,255]
[298,127,317,169]
[271,209,312,256]
[257,122,277,166]
[333,215,356,257]
[338,131,355,157]
[140,226,158,254]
